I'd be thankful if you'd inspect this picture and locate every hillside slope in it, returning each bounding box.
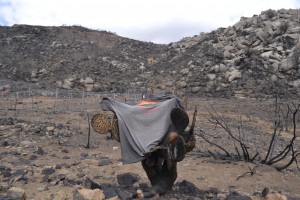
[1,8,300,98]
[0,25,167,93]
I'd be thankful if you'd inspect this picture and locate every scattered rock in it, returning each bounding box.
[117,173,140,186]
[0,118,14,125]
[62,79,73,90]
[98,159,111,166]
[175,180,206,198]
[116,188,134,200]
[6,187,26,200]
[1,140,9,147]
[224,191,251,200]
[177,81,187,88]
[45,126,55,132]
[0,84,11,91]
[20,140,36,146]
[226,69,242,82]
[73,188,105,200]
[36,147,45,155]
[262,187,270,197]
[265,193,288,200]
[61,148,69,153]
[191,86,201,93]
[29,155,38,160]
[41,167,55,175]
[102,186,118,199]
[83,177,101,190]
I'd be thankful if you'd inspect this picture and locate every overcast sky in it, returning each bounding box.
[0,0,300,44]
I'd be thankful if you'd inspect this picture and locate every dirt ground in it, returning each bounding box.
[1,97,300,199]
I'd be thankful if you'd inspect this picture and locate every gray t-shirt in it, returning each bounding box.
[100,96,184,164]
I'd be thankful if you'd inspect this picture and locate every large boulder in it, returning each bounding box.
[62,79,73,90]
[283,34,299,46]
[191,87,201,93]
[225,69,242,82]
[177,81,187,88]
[256,29,270,41]
[0,84,11,91]
[85,77,94,84]
[280,58,294,72]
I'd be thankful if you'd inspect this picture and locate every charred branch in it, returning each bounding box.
[199,129,230,157]
[204,104,251,162]
[202,98,300,172]
[262,95,281,164]
[237,166,258,180]
[264,103,300,170]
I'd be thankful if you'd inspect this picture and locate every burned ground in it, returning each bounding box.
[0,96,300,199]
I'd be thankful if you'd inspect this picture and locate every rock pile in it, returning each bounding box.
[162,8,300,98]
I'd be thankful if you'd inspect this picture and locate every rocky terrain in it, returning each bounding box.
[1,7,300,200]
[0,98,300,200]
[1,8,300,98]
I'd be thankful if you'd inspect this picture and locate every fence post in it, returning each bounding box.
[68,92,72,110]
[28,87,31,111]
[14,93,18,110]
[54,88,58,113]
[81,90,85,113]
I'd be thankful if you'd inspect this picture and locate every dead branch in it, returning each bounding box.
[265,104,300,170]
[262,95,281,164]
[237,166,258,180]
[199,129,230,157]
[208,150,218,159]
[238,121,250,162]
[206,104,250,162]
[265,104,299,165]
[275,151,300,171]
[267,145,291,165]
[250,152,259,162]
[201,97,300,171]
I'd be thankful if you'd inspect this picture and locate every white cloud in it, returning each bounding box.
[0,0,299,43]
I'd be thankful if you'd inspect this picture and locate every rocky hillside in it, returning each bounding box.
[1,8,300,98]
[0,25,167,93]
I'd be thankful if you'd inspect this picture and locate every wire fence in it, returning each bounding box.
[0,88,168,115]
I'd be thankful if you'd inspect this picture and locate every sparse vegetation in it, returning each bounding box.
[200,96,300,171]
